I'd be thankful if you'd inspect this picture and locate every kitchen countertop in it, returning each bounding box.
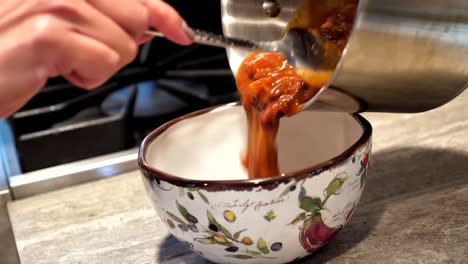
[8,91,468,264]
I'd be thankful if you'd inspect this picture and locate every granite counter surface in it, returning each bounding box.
[8,91,468,264]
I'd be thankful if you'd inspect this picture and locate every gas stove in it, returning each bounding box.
[1,0,238,199]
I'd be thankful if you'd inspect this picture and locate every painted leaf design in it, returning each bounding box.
[178,187,185,197]
[195,238,215,244]
[166,211,185,224]
[264,210,276,222]
[299,186,306,202]
[300,196,322,213]
[225,255,253,259]
[257,237,269,254]
[360,168,367,189]
[207,210,217,225]
[207,210,233,238]
[289,212,307,225]
[326,178,345,196]
[245,249,262,256]
[303,217,313,230]
[218,224,233,239]
[358,165,365,176]
[279,184,293,198]
[176,201,198,224]
[233,229,247,240]
[197,190,210,204]
[204,229,218,236]
[176,201,189,219]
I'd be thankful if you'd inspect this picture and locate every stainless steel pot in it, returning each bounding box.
[221,0,468,113]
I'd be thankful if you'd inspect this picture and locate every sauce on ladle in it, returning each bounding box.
[236,0,358,179]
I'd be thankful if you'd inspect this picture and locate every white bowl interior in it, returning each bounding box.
[145,105,363,181]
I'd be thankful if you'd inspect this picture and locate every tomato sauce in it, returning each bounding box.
[236,0,358,179]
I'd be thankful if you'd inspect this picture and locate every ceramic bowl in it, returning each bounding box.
[138,103,372,264]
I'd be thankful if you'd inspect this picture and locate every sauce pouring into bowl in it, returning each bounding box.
[234,0,357,179]
[147,0,358,179]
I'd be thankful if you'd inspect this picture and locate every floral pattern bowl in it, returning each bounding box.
[138,103,372,264]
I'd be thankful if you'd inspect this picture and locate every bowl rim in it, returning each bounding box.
[138,103,372,190]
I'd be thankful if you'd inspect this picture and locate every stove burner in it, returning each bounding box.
[103,82,191,118]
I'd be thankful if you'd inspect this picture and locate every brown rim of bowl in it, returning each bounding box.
[138,102,372,190]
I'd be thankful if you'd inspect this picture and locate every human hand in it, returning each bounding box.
[0,0,192,118]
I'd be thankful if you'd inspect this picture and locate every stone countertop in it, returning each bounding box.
[8,91,468,264]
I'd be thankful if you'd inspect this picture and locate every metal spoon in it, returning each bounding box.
[145,27,339,71]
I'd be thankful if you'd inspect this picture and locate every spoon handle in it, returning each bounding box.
[145,28,273,52]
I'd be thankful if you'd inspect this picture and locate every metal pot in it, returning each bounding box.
[221,0,468,113]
